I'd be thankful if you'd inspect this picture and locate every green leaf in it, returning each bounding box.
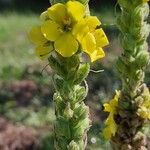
[55,116,71,139]
[72,118,90,139]
[74,63,90,84]
[73,102,89,120]
[48,56,66,77]
[74,86,87,103]
[53,75,64,91]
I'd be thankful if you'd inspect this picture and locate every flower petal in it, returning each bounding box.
[94,29,109,48]
[41,20,61,41]
[40,11,49,21]
[81,33,105,62]
[85,16,101,31]
[36,44,53,60]
[81,32,96,53]
[54,32,78,57]
[72,19,89,41]
[29,26,47,45]
[66,1,85,22]
[90,48,105,62]
[103,114,118,139]
[103,126,112,140]
[47,3,67,24]
[103,103,111,112]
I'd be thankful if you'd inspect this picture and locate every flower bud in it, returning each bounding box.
[74,102,89,119]
[135,51,150,68]
[64,103,74,119]
[141,3,149,19]
[118,0,143,9]
[40,11,49,21]
[118,0,131,9]
[133,4,149,23]
[116,57,127,74]
[67,141,79,150]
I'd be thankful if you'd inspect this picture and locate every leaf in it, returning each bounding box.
[74,63,90,84]
[55,116,71,139]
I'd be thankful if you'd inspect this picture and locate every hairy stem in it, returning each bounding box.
[49,53,91,150]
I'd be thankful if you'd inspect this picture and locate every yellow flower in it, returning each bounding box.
[29,1,108,61]
[138,88,150,119]
[143,0,149,2]
[29,26,53,59]
[138,106,150,119]
[41,1,86,57]
[40,11,49,21]
[73,16,109,62]
[102,91,120,139]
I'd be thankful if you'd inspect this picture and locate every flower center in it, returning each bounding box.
[63,17,72,32]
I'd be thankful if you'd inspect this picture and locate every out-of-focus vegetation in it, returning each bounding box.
[0,1,150,149]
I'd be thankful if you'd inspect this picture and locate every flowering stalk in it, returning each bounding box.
[29,0,109,149]
[49,52,90,150]
[103,0,150,149]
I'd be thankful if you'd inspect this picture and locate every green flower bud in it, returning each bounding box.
[133,4,149,24]
[67,141,79,150]
[72,118,90,139]
[136,42,148,53]
[135,51,150,68]
[141,24,150,40]
[116,57,128,75]
[135,96,144,106]
[141,3,149,19]
[74,102,89,120]
[118,0,132,10]
[53,93,62,102]
[141,85,150,101]
[121,35,136,53]
[74,86,87,103]
[64,103,74,119]
[53,93,64,109]
[118,0,142,9]
[117,13,130,34]
[135,70,144,80]
[132,7,143,27]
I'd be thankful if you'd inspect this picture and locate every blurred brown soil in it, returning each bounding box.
[0,118,40,150]
[10,80,38,106]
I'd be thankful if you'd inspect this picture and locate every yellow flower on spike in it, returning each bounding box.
[73,16,109,62]
[102,91,120,139]
[29,1,109,61]
[41,1,86,57]
[29,26,53,59]
[40,11,49,21]
[138,88,150,119]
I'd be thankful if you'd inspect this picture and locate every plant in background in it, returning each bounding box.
[103,0,150,149]
[29,0,109,149]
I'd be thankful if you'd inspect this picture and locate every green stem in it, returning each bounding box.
[49,53,91,150]
[112,0,150,149]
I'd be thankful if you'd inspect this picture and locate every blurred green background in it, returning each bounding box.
[0,0,150,149]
